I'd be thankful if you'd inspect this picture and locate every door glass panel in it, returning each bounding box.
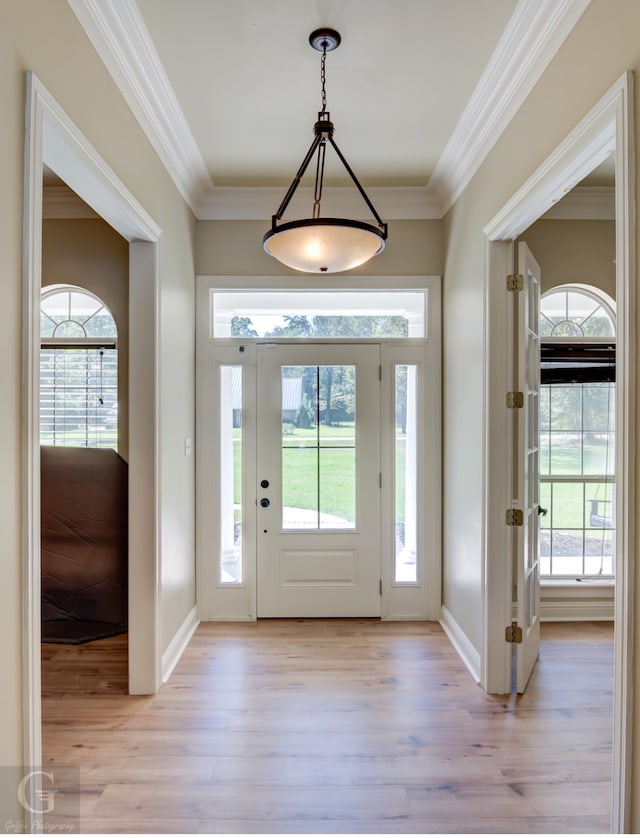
[281,365,356,530]
[395,364,418,583]
[282,447,319,528]
[219,365,242,583]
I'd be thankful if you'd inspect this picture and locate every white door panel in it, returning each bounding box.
[256,344,381,617]
[515,242,541,692]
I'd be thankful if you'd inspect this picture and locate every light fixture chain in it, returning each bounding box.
[320,44,327,112]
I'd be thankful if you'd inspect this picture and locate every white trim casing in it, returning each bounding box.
[611,69,635,835]
[128,241,161,694]
[484,84,620,241]
[483,72,635,833]
[22,74,45,810]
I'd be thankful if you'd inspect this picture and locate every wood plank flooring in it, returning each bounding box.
[41,620,613,833]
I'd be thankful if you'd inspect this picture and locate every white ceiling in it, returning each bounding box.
[135,0,517,188]
[67,0,592,218]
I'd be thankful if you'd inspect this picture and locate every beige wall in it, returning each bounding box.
[196,219,444,276]
[0,0,197,792]
[42,217,130,460]
[442,0,640,826]
[521,218,616,297]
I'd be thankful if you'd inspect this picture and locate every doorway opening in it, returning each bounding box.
[39,280,128,645]
[483,73,634,831]
[23,74,161,808]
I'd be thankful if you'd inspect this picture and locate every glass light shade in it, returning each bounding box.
[263,218,385,274]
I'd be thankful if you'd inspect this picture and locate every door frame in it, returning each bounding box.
[195,274,441,623]
[22,73,162,799]
[482,72,634,831]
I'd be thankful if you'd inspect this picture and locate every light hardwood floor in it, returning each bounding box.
[41,620,613,833]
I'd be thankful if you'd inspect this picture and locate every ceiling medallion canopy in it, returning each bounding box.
[263,28,388,274]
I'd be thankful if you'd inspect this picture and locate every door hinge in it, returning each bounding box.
[379,472,382,488]
[506,391,524,409]
[505,621,523,644]
[379,365,382,381]
[507,273,524,292]
[506,508,524,526]
[379,579,383,595]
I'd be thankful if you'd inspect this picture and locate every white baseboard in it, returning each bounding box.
[541,582,614,621]
[541,599,614,621]
[207,615,255,622]
[381,614,429,621]
[161,605,199,683]
[439,605,481,684]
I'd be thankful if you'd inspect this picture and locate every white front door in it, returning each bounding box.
[256,343,381,617]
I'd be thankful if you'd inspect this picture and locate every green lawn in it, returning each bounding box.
[541,479,613,531]
[233,423,408,523]
[541,436,614,531]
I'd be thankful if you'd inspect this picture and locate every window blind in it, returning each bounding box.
[541,342,616,384]
[40,346,117,448]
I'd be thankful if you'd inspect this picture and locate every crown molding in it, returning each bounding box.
[198,186,442,221]
[67,0,212,216]
[43,186,99,219]
[541,186,615,219]
[427,0,592,215]
[69,0,589,221]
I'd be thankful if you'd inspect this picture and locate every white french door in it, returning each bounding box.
[514,241,542,692]
[256,344,381,617]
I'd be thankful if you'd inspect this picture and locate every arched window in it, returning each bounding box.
[539,285,615,579]
[539,284,615,338]
[40,286,118,449]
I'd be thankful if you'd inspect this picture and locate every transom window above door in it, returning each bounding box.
[210,290,427,338]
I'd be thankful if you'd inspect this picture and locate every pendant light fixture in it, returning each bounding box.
[263,28,388,274]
